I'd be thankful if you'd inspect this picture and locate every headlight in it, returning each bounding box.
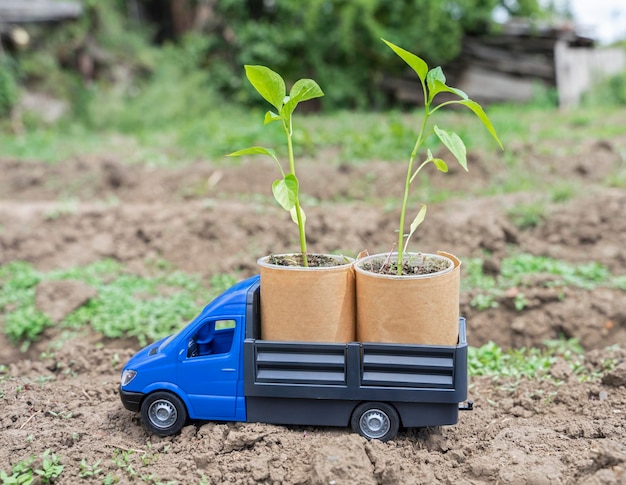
[120,369,137,387]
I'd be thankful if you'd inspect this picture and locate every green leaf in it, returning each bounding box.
[282,78,324,127]
[432,79,469,101]
[434,126,468,171]
[382,38,428,83]
[433,158,448,172]
[272,174,298,212]
[426,67,446,101]
[227,146,284,176]
[409,204,427,235]
[427,67,468,102]
[404,204,427,253]
[289,79,324,104]
[290,205,306,225]
[226,146,278,162]
[244,65,286,112]
[264,110,281,125]
[458,99,503,149]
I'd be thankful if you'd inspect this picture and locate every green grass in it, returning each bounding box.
[469,341,559,379]
[0,260,238,349]
[469,338,619,383]
[4,100,625,163]
[463,252,626,311]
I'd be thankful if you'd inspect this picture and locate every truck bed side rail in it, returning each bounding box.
[244,319,467,404]
[253,342,348,386]
[361,344,455,388]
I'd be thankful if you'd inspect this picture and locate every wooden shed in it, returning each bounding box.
[384,23,626,108]
[0,0,82,23]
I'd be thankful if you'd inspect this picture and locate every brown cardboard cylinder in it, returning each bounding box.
[355,251,461,345]
[258,254,356,342]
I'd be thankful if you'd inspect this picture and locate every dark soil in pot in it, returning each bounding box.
[267,253,350,267]
[357,252,452,276]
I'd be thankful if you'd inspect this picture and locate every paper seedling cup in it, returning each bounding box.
[258,254,356,342]
[354,251,461,345]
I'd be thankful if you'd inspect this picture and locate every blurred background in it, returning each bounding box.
[0,0,625,160]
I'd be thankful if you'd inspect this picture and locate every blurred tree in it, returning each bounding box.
[4,0,547,114]
[185,0,543,108]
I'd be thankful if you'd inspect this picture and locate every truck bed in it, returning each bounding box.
[242,281,468,428]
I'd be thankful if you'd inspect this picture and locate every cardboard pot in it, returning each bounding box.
[354,251,461,345]
[258,254,356,342]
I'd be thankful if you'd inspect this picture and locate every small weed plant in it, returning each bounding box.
[112,449,136,479]
[0,260,237,348]
[469,341,556,379]
[78,459,103,479]
[507,201,546,229]
[228,66,324,267]
[0,449,63,484]
[0,454,35,485]
[463,252,626,310]
[469,337,615,383]
[381,39,503,274]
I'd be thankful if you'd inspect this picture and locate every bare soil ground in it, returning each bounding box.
[1,134,626,484]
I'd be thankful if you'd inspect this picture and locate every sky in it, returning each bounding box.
[563,0,626,44]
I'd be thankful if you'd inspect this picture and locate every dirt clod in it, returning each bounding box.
[35,279,98,323]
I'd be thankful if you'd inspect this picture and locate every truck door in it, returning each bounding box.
[177,317,241,419]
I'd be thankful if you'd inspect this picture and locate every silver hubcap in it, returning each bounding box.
[360,409,390,439]
[148,399,177,429]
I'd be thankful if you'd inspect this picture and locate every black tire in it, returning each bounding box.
[351,402,400,442]
[140,391,188,436]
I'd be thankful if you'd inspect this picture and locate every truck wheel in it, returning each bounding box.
[351,402,400,442]
[140,391,188,436]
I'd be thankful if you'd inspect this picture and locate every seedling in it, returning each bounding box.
[0,449,64,485]
[78,458,103,479]
[112,449,136,477]
[0,454,35,484]
[227,65,324,267]
[382,38,503,275]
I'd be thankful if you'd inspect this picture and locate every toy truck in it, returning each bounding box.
[119,275,469,442]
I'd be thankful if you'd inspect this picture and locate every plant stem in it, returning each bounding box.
[429,100,462,113]
[397,109,430,275]
[284,121,308,267]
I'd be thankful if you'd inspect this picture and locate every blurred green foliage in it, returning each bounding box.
[469,337,618,383]
[0,57,18,117]
[208,0,542,108]
[0,259,237,350]
[582,70,626,107]
[463,252,626,311]
[1,0,544,120]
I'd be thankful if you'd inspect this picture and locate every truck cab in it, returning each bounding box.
[120,275,469,441]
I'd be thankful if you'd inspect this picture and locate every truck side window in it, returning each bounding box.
[193,319,236,357]
[212,319,236,354]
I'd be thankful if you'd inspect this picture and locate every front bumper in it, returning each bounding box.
[119,387,144,412]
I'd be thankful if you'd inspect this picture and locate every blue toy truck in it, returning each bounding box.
[119,275,469,442]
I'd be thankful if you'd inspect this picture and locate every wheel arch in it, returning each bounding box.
[350,401,402,442]
[140,383,193,418]
[350,401,404,425]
